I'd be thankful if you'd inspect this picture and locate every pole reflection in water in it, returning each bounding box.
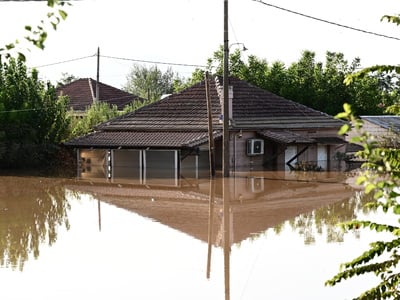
[206,178,215,279]
[223,177,231,300]
[98,199,102,232]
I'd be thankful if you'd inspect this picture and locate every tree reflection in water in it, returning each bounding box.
[289,191,375,245]
[0,176,70,271]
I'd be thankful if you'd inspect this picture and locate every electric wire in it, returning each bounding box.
[3,1,399,117]
[33,54,95,68]
[252,0,400,41]
[101,55,207,69]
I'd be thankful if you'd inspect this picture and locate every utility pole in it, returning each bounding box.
[96,47,100,101]
[205,72,216,177]
[223,0,230,177]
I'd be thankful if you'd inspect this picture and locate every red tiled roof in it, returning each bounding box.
[57,78,143,111]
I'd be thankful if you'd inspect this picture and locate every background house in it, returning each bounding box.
[57,78,143,117]
[65,77,347,180]
[346,115,400,144]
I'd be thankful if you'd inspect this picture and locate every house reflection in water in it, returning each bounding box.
[70,168,355,300]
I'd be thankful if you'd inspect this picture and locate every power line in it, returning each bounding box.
[0,108,41,114]
[32,53,207,71]
[33,54,95,68]
[101,54,207,69]
[252,0,400,41]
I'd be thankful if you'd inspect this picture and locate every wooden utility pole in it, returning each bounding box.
[96,47,100,101]
[223,0,230,177]
[205,72,216,177]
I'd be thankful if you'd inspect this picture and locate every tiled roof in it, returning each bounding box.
[96,77,343,132]
[57,78,143,111]
[66,77,343,148]
[227,77,343,128]
[97,80,222,131]
[65,130,222,148]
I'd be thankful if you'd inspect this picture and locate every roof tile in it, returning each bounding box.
[57,78,143,110]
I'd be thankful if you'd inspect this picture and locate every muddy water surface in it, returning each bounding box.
[0,172,386,299]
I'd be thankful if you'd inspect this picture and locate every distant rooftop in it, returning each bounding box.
[361,115,400,133]
[57,78,143,111]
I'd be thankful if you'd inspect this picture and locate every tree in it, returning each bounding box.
[0,57,70,167]
[197,47,398,116]
[70,102,119,138]
[123,64,178,102]
[56,72,79,87]
[325,104,400,299]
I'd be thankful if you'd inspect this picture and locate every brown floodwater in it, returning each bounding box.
[0,171,388,299]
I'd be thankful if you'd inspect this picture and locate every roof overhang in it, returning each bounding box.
[64,130,222,149]
[258,130,315,144]
[258,130,346,145]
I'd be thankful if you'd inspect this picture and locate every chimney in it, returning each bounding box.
[215,77,233,123]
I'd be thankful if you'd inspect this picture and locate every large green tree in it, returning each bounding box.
[123,64,179,102]
[199,47,398,116]
[0,57,70,168]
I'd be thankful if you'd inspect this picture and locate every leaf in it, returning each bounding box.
[338,124,350,135]
[335,112,348,119]
[58,9,68,20]
[356,176,367,185]
[17,53,26,62]
[381,15,400,25]
[365,183,376,194]
[343,103,352,114]
[393,205,400,215]
[47,0,56,8]
[5,43,15,50]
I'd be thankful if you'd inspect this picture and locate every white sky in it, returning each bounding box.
[1,0,400,88]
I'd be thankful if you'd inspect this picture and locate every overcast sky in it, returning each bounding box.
[1,0,399,88]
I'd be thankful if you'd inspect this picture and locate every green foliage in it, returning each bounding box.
[56,72,79,87]
[326,104,400,299]
[123,64,179,102]
[69,99,150,139]
[0,0,69,61]
[172,68,206,92]
[326,12,400,299]
[70,101,119,138]
[0,57,70,168]
[121,99,150,114]
[200,47,398,116]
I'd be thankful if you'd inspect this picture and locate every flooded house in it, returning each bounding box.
[65,77,346,181]
[346,115,400,145]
